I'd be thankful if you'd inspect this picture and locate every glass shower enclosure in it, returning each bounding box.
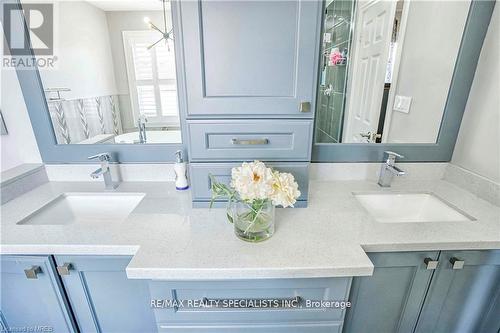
[315,0,355,143]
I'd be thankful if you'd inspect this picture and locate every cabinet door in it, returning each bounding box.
[415,250,500,333]
[0,255,77,333]
[343,251,439,333]
[54,255,156,333]
[180,0,321,117]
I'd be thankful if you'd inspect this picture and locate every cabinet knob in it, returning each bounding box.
[24,265,42,279]
[299,101,311,112]
[449,257,465,270]
[424,258,439,270]
[57,263,73,276]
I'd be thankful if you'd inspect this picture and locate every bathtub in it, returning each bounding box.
[113,130,182,144]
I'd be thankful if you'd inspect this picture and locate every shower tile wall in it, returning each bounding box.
[316,0,354,143]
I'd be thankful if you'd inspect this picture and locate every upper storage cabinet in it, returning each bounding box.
[179,0,322,117]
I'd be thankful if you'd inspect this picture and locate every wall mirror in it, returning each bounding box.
[24,0,182,145]
[5,0,494,163]
[4,0,186,163]
[313,0,494,161]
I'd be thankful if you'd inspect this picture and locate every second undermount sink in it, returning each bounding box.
[17,192,145,225]
[354,192,475,223]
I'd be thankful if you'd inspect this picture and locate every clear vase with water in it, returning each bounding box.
[233,200,275,242]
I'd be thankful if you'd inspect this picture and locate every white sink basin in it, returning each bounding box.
[17,192,145,225]
[354,192,474,223]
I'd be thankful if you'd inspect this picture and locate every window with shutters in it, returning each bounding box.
[123,31,179,127]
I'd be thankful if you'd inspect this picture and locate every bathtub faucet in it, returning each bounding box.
[138,115,148,144]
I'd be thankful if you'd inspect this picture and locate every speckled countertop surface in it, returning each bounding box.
[1,179,499,280]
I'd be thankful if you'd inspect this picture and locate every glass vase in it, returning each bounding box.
[233,200,275,242]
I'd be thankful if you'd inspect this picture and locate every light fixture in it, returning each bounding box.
[145,0,173,50]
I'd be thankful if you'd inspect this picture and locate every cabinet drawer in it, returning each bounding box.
[149,278,351,324]
[157,322,343,333]
[187,120,313,161]
[189,162,309,202]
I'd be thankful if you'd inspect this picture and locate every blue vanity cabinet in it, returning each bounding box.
[0,255,77,333]
[343,251,439,333]
[178,0,322,206]
[414,250,500,333]
[53,255,156,333]
[179,0,322,117]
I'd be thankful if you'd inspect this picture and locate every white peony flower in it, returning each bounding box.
[270,171,301,208]
[231,161,274,201]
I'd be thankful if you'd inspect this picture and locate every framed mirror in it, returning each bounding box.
[3,0,187,163]
[313,0,495,161]
[4,0,495,163]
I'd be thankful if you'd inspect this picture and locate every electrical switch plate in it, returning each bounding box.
[393,95,412,113]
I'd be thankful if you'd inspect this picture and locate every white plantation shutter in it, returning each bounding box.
[131,42,153,80]
[156,41,176,80]
[123,31,179,127]
[136,85,157,117]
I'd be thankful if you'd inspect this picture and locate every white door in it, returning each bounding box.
[344,0,397,143]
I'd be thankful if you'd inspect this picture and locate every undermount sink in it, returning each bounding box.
[354,192,475,223]
[17,192,145,225]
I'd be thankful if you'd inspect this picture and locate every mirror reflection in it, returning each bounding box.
[30,0,181,144]
[315,0,470,144]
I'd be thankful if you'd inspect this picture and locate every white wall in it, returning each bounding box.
[452,5,499,183]
[105,11,164,130]
[386,1,470,143]
[39,2,118,100]
[0,69,42,172]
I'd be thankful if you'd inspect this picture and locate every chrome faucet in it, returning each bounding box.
[88,153,117,190]
[137,115,148,144]
[378,151,406,187]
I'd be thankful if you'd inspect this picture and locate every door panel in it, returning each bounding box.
[344,0,396,142]
[415,250,500,333]
[201,1,297,98]
[343,251,439,333]
[0,255,76,333]
[180,0,321,117]
[54,255,156,333]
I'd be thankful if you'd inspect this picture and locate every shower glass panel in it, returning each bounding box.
[315,0,355,143]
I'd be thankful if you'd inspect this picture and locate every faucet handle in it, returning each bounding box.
[384,151,404,164]
[384,151,404,159]
[88,152,111,162]
[137,114,148,124]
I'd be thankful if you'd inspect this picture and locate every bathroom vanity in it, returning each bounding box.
[1,177,499,332]
[1,0,499,332]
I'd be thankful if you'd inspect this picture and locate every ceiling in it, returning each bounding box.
[87,0,167,11]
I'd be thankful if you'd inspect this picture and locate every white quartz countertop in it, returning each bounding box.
[1,179,499,280]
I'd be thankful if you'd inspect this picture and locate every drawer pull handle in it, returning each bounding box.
[300,101,311,112]
[231,138,269,145]
[201,296,302,309]
[24,265,42,279]
[450,257,465,270]
[424,257,439,270]
[57,263,73,276]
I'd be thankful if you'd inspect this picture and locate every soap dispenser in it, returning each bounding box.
[174,150,189,190]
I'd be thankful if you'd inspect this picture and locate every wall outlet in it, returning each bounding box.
[394,95,412,113]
